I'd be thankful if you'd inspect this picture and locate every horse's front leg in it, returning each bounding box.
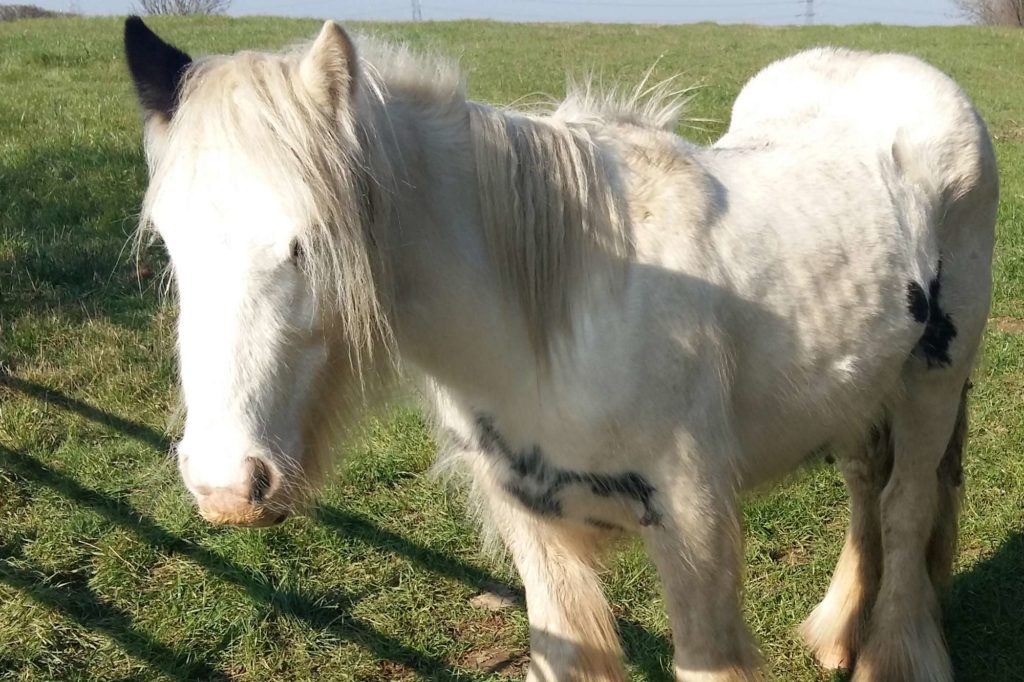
[642,452,762,682]
[471,460,626,681]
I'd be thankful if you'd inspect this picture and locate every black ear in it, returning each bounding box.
[124,16,192,121]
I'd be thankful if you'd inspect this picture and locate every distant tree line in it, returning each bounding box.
[0,4,77,20]
[957,0,1023,26]
[137,0,231,15]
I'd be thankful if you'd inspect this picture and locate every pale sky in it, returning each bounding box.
[43,0,964,25]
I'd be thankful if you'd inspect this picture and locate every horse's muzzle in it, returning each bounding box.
[184,455,291,528]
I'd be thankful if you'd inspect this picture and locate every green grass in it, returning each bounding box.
[1,15,1023,681]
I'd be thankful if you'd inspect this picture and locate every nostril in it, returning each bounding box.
[248,457,273,503]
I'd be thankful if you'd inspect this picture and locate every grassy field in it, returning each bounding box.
[1,14,1022,682]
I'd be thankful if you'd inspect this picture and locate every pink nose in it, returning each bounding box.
[189,456,288,527]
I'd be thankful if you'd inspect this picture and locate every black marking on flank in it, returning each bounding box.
[906,281,929,323]
[913,264,958,369]
[476,415,662,527]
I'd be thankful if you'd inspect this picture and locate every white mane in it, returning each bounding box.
[142,33,692,365]
[364,39,689,359]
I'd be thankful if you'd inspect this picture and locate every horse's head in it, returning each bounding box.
[124,18,386,526]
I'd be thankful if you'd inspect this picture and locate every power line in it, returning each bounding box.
[239,0,408,10]
[824,2,954,16]
[505,0,802,6]
[424,4,805,23]
[233,0,954,24]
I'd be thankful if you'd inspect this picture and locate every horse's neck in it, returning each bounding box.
[371,95,540,409]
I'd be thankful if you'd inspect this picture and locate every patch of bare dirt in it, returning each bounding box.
[990,317,1024,334]
[769,545,809,566]
[369,660,419,681]
[469,583,520,611]
[461,647,529,677]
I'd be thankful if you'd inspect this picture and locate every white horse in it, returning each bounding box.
[124,17,997,682]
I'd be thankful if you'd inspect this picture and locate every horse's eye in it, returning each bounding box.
[289,239,303,264]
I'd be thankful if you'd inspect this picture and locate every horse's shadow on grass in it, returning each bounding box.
[0,375,673,679]
[2,375,1019,681]
[946,531,1024,681]
[823,530,1024,682]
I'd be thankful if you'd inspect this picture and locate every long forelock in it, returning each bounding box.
[139,43,394,368]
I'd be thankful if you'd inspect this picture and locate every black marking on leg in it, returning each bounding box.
[938,382,969,489]
[575,470,661,525]
[906,281,929,323]
[913,263,958,368]
[475,415,661,526]
[503,480,565,516]
[802,442,831,464]
[585,517,626,532]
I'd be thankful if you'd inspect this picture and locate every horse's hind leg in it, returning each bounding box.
[852,373,970,682]
[927,381,968,592]
[473,463,626,681]
[800,431,891,670]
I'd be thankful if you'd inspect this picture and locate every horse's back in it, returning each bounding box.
[600,48,998,482]
[720,47,997,227]
[720,46,997,344]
